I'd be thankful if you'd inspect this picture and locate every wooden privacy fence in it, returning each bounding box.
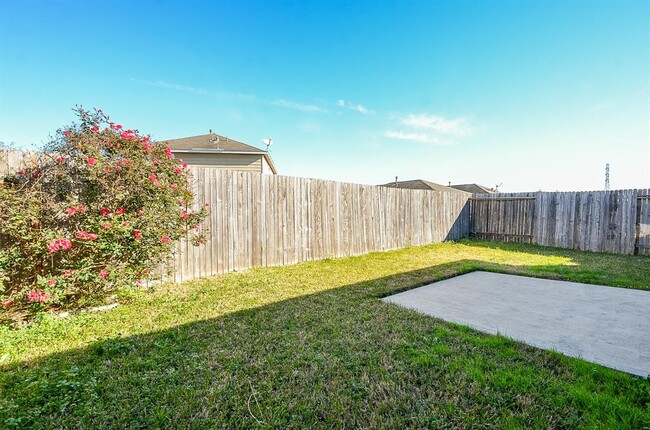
[166,168,471,282]
[470,189,650,255]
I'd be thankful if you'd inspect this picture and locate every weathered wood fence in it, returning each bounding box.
[167,168,471,282]
[470,189,650,255]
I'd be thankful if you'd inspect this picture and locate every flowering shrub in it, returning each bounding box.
[0,108,206,318]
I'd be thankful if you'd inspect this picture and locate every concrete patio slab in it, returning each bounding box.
[383,271,650,377]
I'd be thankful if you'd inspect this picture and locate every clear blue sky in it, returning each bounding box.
[1,0,648,191]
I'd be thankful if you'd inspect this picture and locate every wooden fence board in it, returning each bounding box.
[636,189,650,255]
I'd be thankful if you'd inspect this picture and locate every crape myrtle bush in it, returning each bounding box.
[0,108,206,317]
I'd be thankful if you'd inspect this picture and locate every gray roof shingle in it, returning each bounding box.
[165,133,265,153]
[449,184,496,194]
[381,179,469,193]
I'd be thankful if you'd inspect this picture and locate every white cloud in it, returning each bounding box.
[129,77,258,102]
[383,130,445,145]
[400,113,469,135]
[130,78,209,95]
[337,99,374,115]
[383,112,472,145]
[271,99,328,113]
[348,103,374,115]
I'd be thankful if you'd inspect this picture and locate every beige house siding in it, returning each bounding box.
[261,156,273,175]
[176,153,263,173]
[0,149,41,177]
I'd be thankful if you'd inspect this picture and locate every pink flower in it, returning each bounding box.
[91,126,100,132]
[142,142,154,153]
[75,231,98,240]
[132,230,142,241]
[148,174,158,184]
[115,207,126,215]
[47,238,73,253]
[62,269,73,278]
[99,270,109,279]
[100,207,110,216]
[2,300,12,307]
[174,166,183,175]
[120,130,136,140]
[56,156,66,162]
[63,131,70,137]
[160,236,171,244]
[27,290,50,303]
[198,237,205,244]
[182,163,188,169]
[110,123,123,130]
[87,157,96,166]
[101,222,111,229]
[170,184,177,190]
[164,147,173,159]
[142,269,149,275]
[47,279,57,286]
[120,158,131,165]
[64,204,86,216]
[104,167,112,174]
[136,209,143,216]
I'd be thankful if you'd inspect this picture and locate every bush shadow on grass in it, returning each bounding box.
[2,259,649,429]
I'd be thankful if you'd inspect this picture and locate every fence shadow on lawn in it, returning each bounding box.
[3,256,649,429]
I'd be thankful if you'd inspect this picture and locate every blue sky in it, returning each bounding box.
[1,0,648,191]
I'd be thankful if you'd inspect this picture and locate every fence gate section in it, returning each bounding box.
[470,194,536,243]
[636,192,650,255]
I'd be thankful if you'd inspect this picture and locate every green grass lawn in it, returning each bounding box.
[1,239,649,429]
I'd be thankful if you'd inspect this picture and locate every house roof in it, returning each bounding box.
[165,133,263,152]
[381,179,469,193]
[449,183,496,194]
[164,132,277,174]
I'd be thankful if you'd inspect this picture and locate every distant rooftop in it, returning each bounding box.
[165,132,266,153]
[381,179,469,193]
[449,183,497,194]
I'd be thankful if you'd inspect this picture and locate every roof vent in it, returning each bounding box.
[209,131,221,149]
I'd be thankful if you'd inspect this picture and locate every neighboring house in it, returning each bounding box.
[449,183,497,194]
[381,179,469,194]
[166,132,277,174]
[0,148,40,177]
